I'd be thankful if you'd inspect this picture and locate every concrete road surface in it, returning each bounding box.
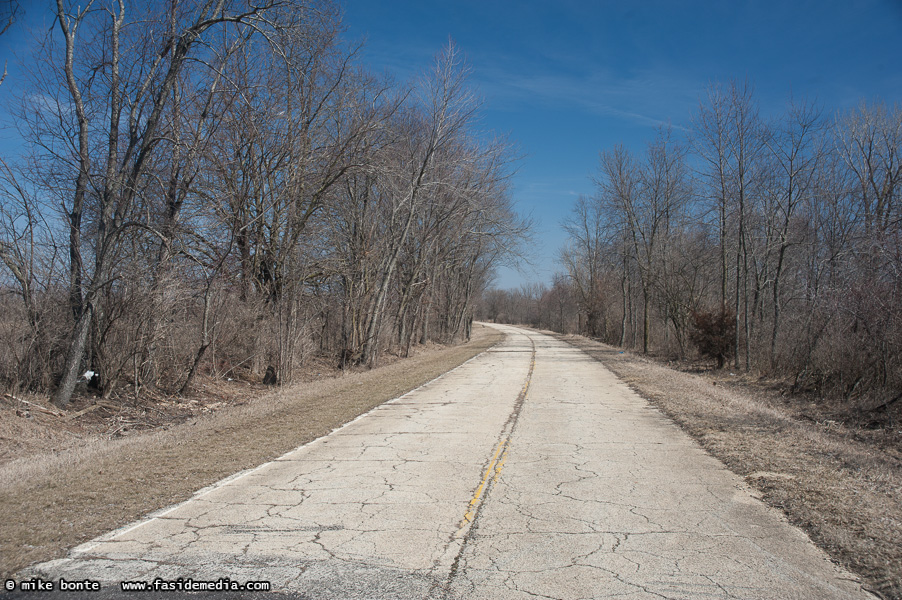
[20,325,874,599]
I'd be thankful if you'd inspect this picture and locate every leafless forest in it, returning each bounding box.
[0,0,526,408]
[481,82,901,414]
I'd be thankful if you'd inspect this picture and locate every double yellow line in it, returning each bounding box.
[456,345,535,534]
[459,438,510,528]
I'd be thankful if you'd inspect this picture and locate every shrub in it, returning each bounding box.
[690,308,736,369]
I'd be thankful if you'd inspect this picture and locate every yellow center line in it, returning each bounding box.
[456,338,536,535]
[459,438,507,527]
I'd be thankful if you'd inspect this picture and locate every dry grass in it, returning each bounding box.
[0,324,502,578]
[557,333,902,600]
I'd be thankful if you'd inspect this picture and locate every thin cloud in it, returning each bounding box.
[474,66,696,131]
[516,178,584,201]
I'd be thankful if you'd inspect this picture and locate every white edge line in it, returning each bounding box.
[70,343,499,556]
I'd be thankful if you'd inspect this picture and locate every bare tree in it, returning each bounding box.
[0,0,18,85]
[0,158,60,389]
[692,80,766,369]
[560,195,608,337]
[762,98,825,368]
[28,0,286,408]
[692,83,733,312]
[357,42,480,366]
[1,5,528,404]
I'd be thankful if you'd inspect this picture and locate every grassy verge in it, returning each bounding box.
[557,333,901,600]
[0,325,503,578]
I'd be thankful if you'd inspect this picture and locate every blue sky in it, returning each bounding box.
[340,0,902,289]
[2,1,901,289]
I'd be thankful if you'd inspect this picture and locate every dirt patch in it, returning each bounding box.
[0,325,502,578]
[557,333,902,600]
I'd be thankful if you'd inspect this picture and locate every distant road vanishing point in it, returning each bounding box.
[21,324,875,599]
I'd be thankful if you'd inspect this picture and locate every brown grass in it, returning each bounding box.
[557,333,902,600]
[0,325,502,578]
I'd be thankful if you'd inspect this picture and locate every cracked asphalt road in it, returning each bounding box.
[19,325,874,599]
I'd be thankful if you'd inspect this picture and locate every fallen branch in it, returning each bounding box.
[3,394,64,417]
[63,404,103,421]
[60,400,119,421]
[866,394,902,413]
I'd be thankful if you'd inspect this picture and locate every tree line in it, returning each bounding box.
[0,0,526,408]
[482,81,901,410]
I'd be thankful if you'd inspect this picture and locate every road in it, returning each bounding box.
[19,325,873,599]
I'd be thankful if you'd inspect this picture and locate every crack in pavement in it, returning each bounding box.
[429,333,537,599]
[438,327,877,600]
[18,326,880,599]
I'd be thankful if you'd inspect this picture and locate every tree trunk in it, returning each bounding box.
[642,284,649,354]
[53,303,92,408]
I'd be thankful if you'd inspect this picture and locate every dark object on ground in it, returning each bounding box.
[262,366,277,386]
